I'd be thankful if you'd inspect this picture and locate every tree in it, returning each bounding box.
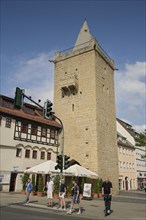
[135,130,146,147]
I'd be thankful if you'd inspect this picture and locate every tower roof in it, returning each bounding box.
[74,20,93,49]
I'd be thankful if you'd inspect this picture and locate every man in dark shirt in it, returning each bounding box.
[102,177,112,216]
[67,180,81,215]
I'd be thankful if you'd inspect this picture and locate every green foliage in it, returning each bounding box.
[53,175,60,194]
[21,173,29,190]
[80,178,85,194]
[67,176,74,195]
[99,178,103,193]
[38,175,44,192]
[93,178,100,194]
[135,130,146,147]
[32,174,36,192]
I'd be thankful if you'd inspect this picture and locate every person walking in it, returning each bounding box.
[46,176,54,207]
[102,177,113,216]
[58,179,67,210]
[24,178,33,203]
[67,180,81,215]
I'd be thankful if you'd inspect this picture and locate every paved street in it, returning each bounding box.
[0,191,145,220]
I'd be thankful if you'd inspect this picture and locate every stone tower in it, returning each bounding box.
[53,20,119,194]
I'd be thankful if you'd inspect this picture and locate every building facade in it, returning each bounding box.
[116,119,137,190]
[135,146,146,189]
[0,95,61,192]
[52,20,119,194]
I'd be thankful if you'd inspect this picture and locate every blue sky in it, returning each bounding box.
[0,0,146,132]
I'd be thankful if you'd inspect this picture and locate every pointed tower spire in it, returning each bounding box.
[73,20,93,50]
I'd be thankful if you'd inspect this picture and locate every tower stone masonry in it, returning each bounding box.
[53,21,119,194]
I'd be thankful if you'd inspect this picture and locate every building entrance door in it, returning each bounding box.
[9,172,17,191]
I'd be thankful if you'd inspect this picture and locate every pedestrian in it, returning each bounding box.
[46,176,54,207]
[102,177,112,216]
[58,179,67,210]
[67,180,81,215]
[24,178,33,203]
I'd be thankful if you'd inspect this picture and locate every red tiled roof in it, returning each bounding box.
[0,95,61,129]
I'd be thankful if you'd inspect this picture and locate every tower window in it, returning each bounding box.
[72,104,74,111]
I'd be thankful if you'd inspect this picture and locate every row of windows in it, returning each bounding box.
[119,147,134,155]
[137,163,146,167]
[119,161,135,169]
[16,148,51,160]
[3,117,56,139]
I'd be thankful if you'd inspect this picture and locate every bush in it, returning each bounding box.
[93,178,100,194]
[21,173,30,190]
[53,175,60,194]
[32,174,36,192]
[38,175,44,192]
[99,178,103,193]
[67,176,74,196]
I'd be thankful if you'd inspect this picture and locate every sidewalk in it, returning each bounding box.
[0,191,146,219]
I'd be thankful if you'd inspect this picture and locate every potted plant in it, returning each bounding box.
[98,178,103,198]
[80,177,84,199]
[93,178,99,198]
[37,175,44,197]
[30,174,36,196]
[21,173,30,195]
[67,176,74,199]
[53,175,60,199]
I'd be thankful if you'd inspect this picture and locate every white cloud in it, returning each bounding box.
[115,61,146,131]
[133,124,146,133]
[8,52,55,104]
[2,54,145,134]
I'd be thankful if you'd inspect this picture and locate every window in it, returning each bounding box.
[32,150,37,159]
[5,118,11,128]
[25,149,30,158]
[50,130,55,139]
[47,152,51,160]
[31,125,37,135]
[41,127,47,137]
[40,151,45,160]
[16,148,22,157]
[21,123,28,133]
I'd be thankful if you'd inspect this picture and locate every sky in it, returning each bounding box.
[0,0,146,133]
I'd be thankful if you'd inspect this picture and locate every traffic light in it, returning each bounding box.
[45,100,53,117]
[64,155,70,169]
[55,154,63,171]
[14,87,23,109]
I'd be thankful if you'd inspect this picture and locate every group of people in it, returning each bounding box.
[24,176,113,216]
[46,177,81,215]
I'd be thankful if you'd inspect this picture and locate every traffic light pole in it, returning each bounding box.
[53,114,64,181]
